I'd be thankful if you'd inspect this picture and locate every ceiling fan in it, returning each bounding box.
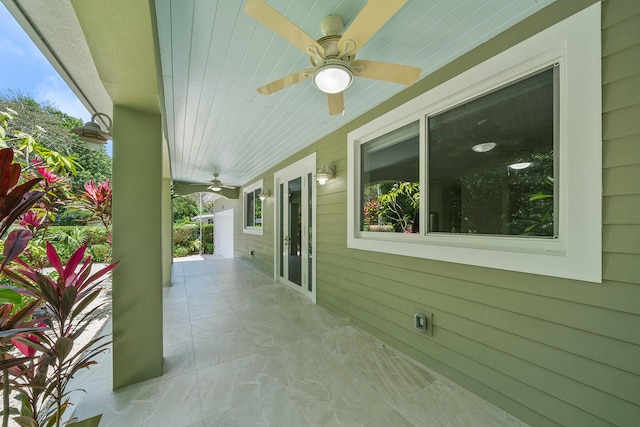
[244,0,422,115]
[207,173,236,192]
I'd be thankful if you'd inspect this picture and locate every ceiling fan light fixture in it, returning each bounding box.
[312,61,352,94]
[472,142,497,153]
[208,173,223,191]
[509,162,532,170]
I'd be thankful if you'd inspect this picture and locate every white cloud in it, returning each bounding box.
[0,36,26,57]
[35,74,90,122]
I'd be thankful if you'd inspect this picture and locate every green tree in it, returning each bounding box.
[0,92,112,193]
[172,195,199,223]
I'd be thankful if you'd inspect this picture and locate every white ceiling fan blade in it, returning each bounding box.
[338,0,407,56]
[257,68,314,95]
[351,59,421,86]
[244,0,325,58]
[327,92,344,116]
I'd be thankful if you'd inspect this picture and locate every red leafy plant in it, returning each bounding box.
[1,114,116,427]
[0,149,44,240]
[79,180,111,231]
[0,146,46,427]
[4,243,117,427]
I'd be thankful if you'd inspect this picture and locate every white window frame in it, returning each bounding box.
[243,179,263,235]
[347,4,601,283]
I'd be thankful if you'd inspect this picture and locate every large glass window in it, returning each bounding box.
[428,67,557,237]
[245,188,262,227]
[243,180,263,234]
[347,4,601,282]
[361,121,420,233]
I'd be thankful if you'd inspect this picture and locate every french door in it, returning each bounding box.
[274,154,316,302]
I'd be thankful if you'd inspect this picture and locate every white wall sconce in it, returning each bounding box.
[316,164,335,185]
[258,190,270,201]
[71,112,112,151]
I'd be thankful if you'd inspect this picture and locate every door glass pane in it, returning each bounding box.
[279,183,284,278]
[288,177,302,286]
[307,172,313,292]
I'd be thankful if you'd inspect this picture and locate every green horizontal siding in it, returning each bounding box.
[603,134,640,168]
[602,73,640,111]
[603,194,640,224]
[603,224,640,254]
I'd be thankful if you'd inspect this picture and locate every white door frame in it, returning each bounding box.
[273,152,317,303]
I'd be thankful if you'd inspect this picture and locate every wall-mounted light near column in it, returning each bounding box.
[258,190,270,201]
[316,164,335,185]
[71,112,112,151]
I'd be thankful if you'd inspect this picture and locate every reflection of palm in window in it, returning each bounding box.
[361,121,420,233]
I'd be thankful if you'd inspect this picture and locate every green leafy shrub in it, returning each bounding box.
[49,227,90,260]
[202,224,213,253]
[56,208,93,226]
[90,243,112,262]
[173,246,190,257]
[44,226,110,262]
[173,224,198,247]
[172,223,214,257]
[86,226,110,245]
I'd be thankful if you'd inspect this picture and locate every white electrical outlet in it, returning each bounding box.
[414,312,434,336]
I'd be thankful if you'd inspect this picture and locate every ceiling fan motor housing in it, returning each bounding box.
[311,35,355,66]
[320,15,344,36]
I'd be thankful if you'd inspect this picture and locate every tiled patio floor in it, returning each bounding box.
[70,255,527,426]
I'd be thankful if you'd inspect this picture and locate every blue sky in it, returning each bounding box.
[0,4,112,156]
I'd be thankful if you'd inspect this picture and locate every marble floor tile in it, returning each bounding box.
[395,380,528,427]
[189,297,235,319]
[190,312,245,339]
[162,321,193,346]
[243,316,310,349]
[163,305,191,324]
[79,372,203,427]
[163,285,187,298]
[260,334,343,386]
[285,362,393,427]
[223,288,278,311]
[193,328,259,369]
[160,341,197,379]
[314,325,380,364]
[186,283,223,296]
[70,256,528,427]
[197,352,284,419]
[365,409,415,427]
[206,389,309,427]
[345,344,436,406]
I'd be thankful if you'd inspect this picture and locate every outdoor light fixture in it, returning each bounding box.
[71,112,112,151]
[312,60,353,94]
[316,164,334,185]
[258,190,270,201]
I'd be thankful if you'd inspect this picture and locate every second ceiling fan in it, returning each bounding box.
[244,0,422,115]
